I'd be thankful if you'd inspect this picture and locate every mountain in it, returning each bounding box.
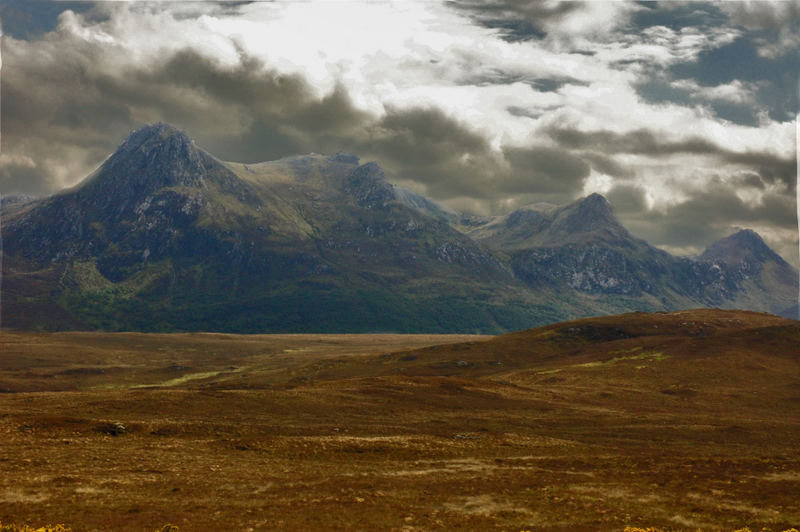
[2,123,797,332]
[467,196,798,319]
[468,193,632,249]
[1,124,541,333]
[701,228,789,267]
[698,229,798,319]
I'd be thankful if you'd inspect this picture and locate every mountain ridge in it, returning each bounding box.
[2,123,797,331]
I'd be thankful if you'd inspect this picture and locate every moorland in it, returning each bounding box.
[1,308,799,531]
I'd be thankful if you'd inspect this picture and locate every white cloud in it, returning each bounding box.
[582,169,613,196]
[2,0,795,261]
[43,1,787,162]
[672,79,760,104]
[720,0,800,58]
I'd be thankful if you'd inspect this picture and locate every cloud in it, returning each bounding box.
[720,0,800,58]
[607,183,798,265]
[0,1,796,266]
[500,145,589,194]
[544,126,795,188]
[452,0,642,45]
[671,79,760,104]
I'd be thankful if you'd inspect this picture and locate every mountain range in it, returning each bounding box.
[2,123,797,332]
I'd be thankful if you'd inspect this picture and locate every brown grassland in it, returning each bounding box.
[1,309,799,531]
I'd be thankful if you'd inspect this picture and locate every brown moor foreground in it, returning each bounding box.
[1,309,799,531]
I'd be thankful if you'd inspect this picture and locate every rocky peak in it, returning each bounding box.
[547,193,626,243]
[76,122,256,206]
[118,122,191,151]
[99,123,207,190]
[700,229,787,267]
[344,162,396,209]
[330,152,360,165]
[571,193,615,220]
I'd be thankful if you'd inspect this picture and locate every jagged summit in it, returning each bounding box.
[94,122,208,191]
[344,161,396,209]
[580,192,612,210]
[467,193,631,249]
[535,193,629,246]
[119,122,191,148]
[723,229,771,249]
[76,122,255,208]
[701,229,787,267]
[549,193,618,233]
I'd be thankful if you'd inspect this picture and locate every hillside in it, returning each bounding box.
[1,124,541,333]
[234,308,800,386]
[2,123,797,332]
[468,197,798,319]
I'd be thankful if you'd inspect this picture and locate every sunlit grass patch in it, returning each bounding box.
[0,523,71,532]
[576,351,668,368]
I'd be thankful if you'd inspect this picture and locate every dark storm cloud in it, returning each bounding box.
[547,127,722,156]
[580,152,634,180]
[668,190,796,232]
[605,184,647,214]
[546,126,795,187]
[0,34,372,190]
[722,151,796,188]
[355,106,500,198]
[134,49,373,162]
[347,106,590,201]
[736,172,766,190]
[0,30,587,204]
[607,183,798,261]
[0,158,51,196]
[501,146,589,194]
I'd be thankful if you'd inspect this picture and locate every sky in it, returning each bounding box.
[0,0,798,265]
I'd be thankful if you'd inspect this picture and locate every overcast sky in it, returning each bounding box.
[0,0,797,265]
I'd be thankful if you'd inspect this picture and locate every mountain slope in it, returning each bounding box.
[468,195,798,318]
[2,123,796,332]
[1,125,542,333]
[698,229,798,318]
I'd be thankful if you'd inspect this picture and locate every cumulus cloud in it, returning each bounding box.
[453,0,642,45]
[671,79,760,104]
[0,1,796,265]
[720,0,800,58]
